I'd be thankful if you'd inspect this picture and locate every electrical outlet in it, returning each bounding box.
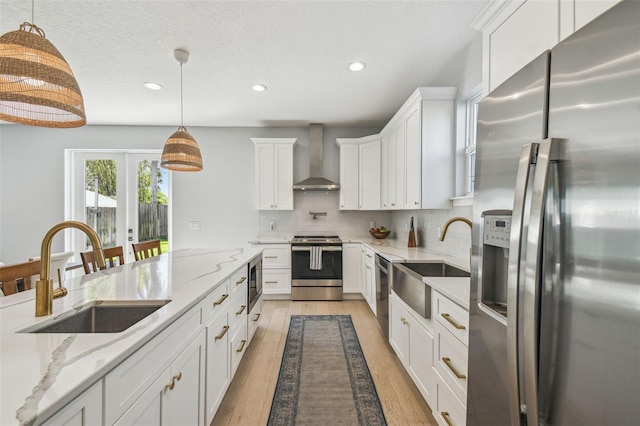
[369,221,375,229]
[436,226,442,237]
[189,221,201,230]
[404,222,409,232]
[269,220,276,231]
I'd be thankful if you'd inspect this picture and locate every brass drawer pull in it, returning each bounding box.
[442,357,466,379]
[236,276,247,285]
[213,294,228,306]
[215,325,230,341]
[441,411,454,426]
[264,256,278,259]
[400,316,408,325]
[236,305,246,315]
[236,339,247,353]
[265,281,278,284]
[165,378,175,391]
[253,313,261,322]
[173,372,182,381]
[441,313,466,330]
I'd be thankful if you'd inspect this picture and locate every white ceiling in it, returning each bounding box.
[1,0,489,128]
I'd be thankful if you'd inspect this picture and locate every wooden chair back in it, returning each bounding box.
[132,240,162,261]
[0,260,41,296]
[81,246,125,274]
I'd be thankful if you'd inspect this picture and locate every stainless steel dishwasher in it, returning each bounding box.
[375,254,390,339]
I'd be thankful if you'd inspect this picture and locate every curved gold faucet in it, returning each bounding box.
[35,221,106,317]
[439,217,472,241]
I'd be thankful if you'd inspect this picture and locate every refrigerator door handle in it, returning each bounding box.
[507,142,538,426]
[523,138,560,426]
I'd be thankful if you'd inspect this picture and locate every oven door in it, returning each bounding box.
[291,246,342,286]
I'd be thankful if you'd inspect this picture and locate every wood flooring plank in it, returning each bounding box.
[212,299,437,426]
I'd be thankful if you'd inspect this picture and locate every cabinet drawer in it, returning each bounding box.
[204,279,230,323]
[247,297,263,343]
[205,312,231,424]
[229,320,248,377]
[434,291,469,346]
[434,371,466,426]
[263,269,291,294]
[229,265,248,295]
[228,283,247,331]
[262,245,291,269]
[104,303,203,425]
[362,246,376,265]
[434,320,468,404]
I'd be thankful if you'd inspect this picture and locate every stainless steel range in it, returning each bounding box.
[290,235,343,301]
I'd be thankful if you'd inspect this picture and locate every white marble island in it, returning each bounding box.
[0,247,261,426]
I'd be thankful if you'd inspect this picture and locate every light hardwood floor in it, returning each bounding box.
[212,299,438,425]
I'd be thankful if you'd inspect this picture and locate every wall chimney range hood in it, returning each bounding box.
[293,124,340,191]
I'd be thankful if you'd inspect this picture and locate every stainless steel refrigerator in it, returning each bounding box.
[467,1,640,425]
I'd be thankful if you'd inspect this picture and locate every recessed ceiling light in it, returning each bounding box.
[348,62,366,72]
[252,84,267,92]
[143,82,163,90]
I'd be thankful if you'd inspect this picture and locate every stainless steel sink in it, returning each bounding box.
[23,299,171,333]
[392,262,469,318]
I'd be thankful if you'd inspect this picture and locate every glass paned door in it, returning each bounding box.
[71,151,169,263]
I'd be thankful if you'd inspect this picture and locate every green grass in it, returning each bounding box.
[160,239,169,254]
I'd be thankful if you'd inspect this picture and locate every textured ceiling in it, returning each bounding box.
[1,1,488,127]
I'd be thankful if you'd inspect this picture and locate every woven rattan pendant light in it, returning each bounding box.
[0,1,86,127]
[161,49,203,172]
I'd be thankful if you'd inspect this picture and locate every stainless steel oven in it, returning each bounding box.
[290,235,342,301]
[248,253,262,313]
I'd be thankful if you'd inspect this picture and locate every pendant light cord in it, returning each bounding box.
[180,62,184,127]
[31,0,35,23]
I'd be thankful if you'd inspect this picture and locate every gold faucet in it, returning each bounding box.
[439,217,472,241]
[35,221,106,317]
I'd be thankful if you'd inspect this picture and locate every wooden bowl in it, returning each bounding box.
[369,229,391,239]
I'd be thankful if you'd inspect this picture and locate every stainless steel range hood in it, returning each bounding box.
[293,124,340,191]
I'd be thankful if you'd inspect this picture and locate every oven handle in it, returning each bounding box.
[291,246,342,252]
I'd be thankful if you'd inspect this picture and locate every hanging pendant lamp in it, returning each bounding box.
[0,1,86,128]
[161,49,203,172]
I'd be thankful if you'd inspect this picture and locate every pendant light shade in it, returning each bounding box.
[0,22,86,128]
[161,49,203,172]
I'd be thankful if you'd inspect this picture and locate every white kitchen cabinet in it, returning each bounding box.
[403,100,421,209]
[247,296,263,343]
[254,244,291,297]
[336,135,381,211]
[389,291,436,408]
[229,318,248,378]
[343,243,363,294]
[475,0,621,94]
[42,380,102,426]
[114,329,206,426]
[381,126,400,209]
[362,245,376,314]
[251,138,296,210]
[338,142,360,210]
[205,310,230,425]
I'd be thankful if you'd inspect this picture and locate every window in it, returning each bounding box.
[464,90,483,194]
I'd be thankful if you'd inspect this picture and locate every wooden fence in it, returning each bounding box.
[86,204,168,247]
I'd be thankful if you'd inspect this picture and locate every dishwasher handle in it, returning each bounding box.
[375,254,389,274]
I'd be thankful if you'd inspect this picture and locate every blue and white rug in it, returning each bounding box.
[268,315,387,426]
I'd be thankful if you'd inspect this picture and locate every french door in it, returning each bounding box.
[70,150,170,263]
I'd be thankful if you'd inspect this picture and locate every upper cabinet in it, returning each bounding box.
[251,138,296,210]
[380,87,457,210]
[474,0,621,94]
[336,135,381,211]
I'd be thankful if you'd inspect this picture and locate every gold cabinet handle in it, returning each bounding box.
[265,281,278,284]
[253,313,261,322]
[213,294,229,306]
[236,305,246,315]
[441,411,454,426]
[173,372,182,382]
[400,316,408,325]
[236,339,247,353]
[236,276,247,285]
[441,313,466,330]
[215,325,230,341]
[264,256,277,259]
[414,201,420,205]
[165,378,175,391]
[366,254,372,258]
[442,357,466,379]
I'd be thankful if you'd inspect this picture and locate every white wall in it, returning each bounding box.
[0,124,380,264]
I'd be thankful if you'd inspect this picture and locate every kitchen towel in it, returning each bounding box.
[310,246,323,270]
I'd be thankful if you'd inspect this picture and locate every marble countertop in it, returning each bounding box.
[0,247,261,426]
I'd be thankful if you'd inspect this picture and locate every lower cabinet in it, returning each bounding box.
[247,296,263,343]
[114,330,206,426]
[363,246,376,314]
[42,381,102,426]
[343,243,363,294]
[229,319,248,378]
[389,291,436,409]
[205,312,231,425]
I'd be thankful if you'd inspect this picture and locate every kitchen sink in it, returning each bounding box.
[392,262,469,319]
[23,299,171,334]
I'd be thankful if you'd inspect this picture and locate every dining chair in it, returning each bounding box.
[132,240,162,261]
[81,246,125,274]
[0,260,41,296]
